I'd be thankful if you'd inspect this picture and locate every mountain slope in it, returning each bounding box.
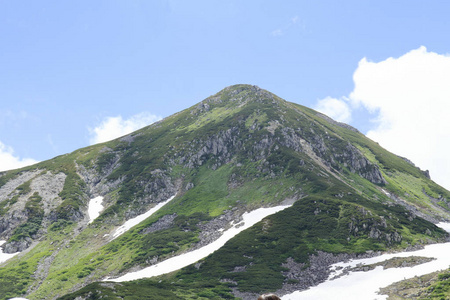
[0,84,449,299]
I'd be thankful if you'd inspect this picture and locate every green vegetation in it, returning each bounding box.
[9,192,44,242]
[0,180,32,216]
[58,280,238,300]
[57,170,87,221]
[174,194,445,293]
[380,268,450,299]
[0,244,51,300]
[425,270,450,299]
[0,84,448,300]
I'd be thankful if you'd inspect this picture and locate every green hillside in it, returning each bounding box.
[0,85,448,300]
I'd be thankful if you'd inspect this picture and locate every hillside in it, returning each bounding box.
[0,84,449,299]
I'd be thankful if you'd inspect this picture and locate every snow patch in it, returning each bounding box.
[283,223,450,300]
[107,204,291,282]
[112,195,176,239]
[436,222,450,232]
[88,196,104,224]
[0,240,20,264]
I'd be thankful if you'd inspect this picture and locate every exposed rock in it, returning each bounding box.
[0,171,66,249]
[275,251,380,296]
[0,170,41,202]
[336,143,386,185]
[194,208,245,248]
[76,154,123,196]
[184,128,241,168]
[30,171,66,217]
[3,237,32,253]
[141,213,177,234]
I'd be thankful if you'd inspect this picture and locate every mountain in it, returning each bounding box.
[0,84,449,300]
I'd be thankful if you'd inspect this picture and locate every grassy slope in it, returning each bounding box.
[296,103,450,218]
[380,268,450,299]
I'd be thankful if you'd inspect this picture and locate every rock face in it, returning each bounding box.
[141,213,177,234]
[278,251,377,294]
[30,172,66,216]
[3,238,32,253]
[0,171,67,253]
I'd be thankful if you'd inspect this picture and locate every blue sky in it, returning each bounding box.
[1,1,450,189]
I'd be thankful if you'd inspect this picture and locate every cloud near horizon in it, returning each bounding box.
[316,46,450,190]
[89,112,162,145]
[0,141,39,172]
[314,96,351,123]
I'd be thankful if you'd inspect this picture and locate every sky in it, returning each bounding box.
[1,1,450,190]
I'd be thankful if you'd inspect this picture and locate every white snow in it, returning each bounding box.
[88,196,104,224]
[112,195,176,239]
[436,222,450,232]
[0,240,20,264]
[282,223,450,300]
[107,204,292,282]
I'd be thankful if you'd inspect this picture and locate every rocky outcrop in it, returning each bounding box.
[30,172,66,216]
[195,207,244,248]
[334,143,386,184]
[279,127,386,185]
[277,251,379,296]
[76,149,123,196]
[233,251,380,300]
[0,170,41,202]
[347,207,403,245]
[0,171,66,252]
[141,213,177,234]
[182,127,242,169]
[2,238,32,253]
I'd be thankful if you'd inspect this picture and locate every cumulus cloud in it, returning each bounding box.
[314,97,352,123]
[89,112,162,145]
[0,141,39,172]
[353,47,450,189]
[318,46,450,190]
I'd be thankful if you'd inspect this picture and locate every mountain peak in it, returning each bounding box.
[208,84,279,104]
[0,85,449,300]
[189,84,283,118]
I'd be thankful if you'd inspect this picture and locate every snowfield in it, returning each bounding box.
[107,204,292,282]
[0,240,20,264]
[282,223,450,300]
[112,195,176,239]
[88,196,104,224]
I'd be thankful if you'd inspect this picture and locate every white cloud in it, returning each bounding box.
[314,97,352,123]
[321,46,450,190]
[89,112,162,145]
[0,141,39,172]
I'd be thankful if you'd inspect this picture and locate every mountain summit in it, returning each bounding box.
[0,85,449,299]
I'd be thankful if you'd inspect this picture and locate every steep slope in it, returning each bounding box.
[0,84,449,299]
